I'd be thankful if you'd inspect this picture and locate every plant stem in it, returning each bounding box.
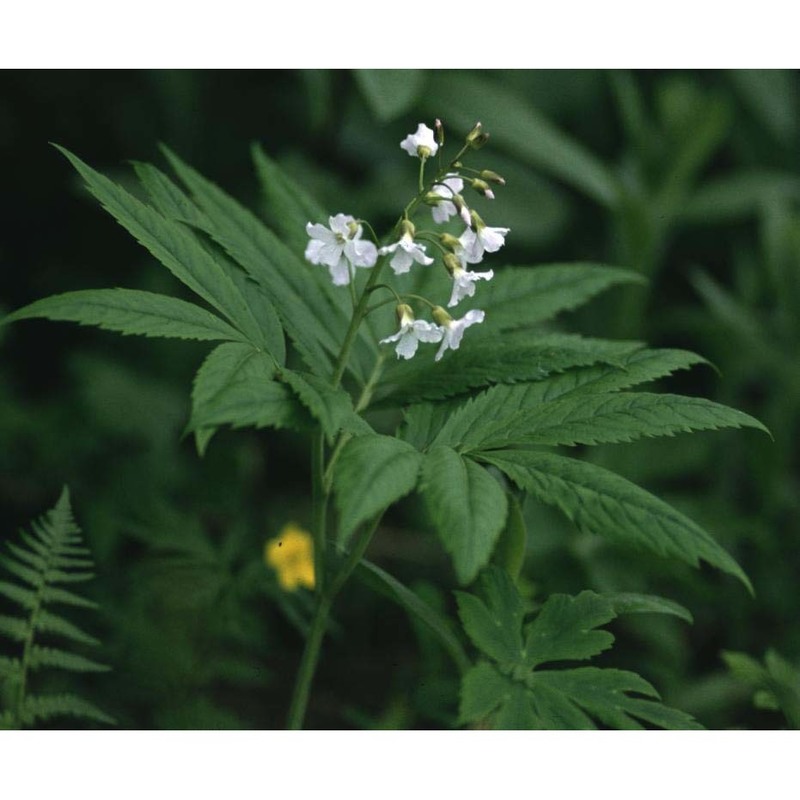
[286,514,382,729]
[310,431,327,595]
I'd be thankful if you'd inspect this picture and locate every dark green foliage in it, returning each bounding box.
[0,488,113,728]
[456,567,699,729]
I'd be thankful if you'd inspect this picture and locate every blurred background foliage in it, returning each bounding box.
[0,69,798,728]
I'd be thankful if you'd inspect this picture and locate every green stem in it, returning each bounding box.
[285,514,382,729]
[310,431,327,596]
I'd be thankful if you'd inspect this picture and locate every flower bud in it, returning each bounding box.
[452,194,471,225]
[443,253,463,276]
[469,209,485,232]
[400,218,416,239]
[466,122,490,149]
[431,306,452,327]
[396,303,415,326]
[480,169,506,186]
[435,118,445,147]
[417,145,432,159]
[470,179,495,200]
[439,232,461,252]
[423,191,443,207]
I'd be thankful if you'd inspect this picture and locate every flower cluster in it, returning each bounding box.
[265,523,316,592]
[304,121,509,361]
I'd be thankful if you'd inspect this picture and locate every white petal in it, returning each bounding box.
[432,203,454,224]
[390,248,414,275]
[462,309,486,326]
[459,228,483,264]
[346,239,378,268]
[306,222,335,243]
[379,330,403,345]
[395,332,420,359]
[412,321,444,343]
[379,242,399,256]
[304,238,325,264]
[479,227,510,253]
[328,257,352,286]
[318,241,345,267]
[411,244,434,266]
[329,213,355,235]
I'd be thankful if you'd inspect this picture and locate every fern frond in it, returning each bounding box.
[0,487,112,728]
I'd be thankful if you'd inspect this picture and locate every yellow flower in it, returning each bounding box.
[265,523,315,592]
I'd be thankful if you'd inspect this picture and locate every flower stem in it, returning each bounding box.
[285,513,382,729]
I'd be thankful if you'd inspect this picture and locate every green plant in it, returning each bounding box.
[1,118,769,729]
[0,487,113,728]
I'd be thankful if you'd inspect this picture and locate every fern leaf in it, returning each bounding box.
[0,581,36,610]
[28,646,109,674]
[479,450,752,591]
[468,392,770,451]
[3,289,249,343]
[0,656,22,680]
[53,146,267,349]
[0,615,29,642]
[0,555,41,588]
[35,610,100,646]
[21,694,115,726]
[40,585,98,609]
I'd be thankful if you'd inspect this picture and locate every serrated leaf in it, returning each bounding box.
[480,449,752,591]
[455,568,524,664]
[432,348,710,449]
[187,346,306,437]
[491,494,526,583]
[381,333,642,404]
[135,161,287,361]
[355,559,470,675]
[21,694,115,726]
[421,447,508,584]
[282,370,370,443]
[459,661,521,725]
[460,264,644,330]
[29,646,109,673]
[333,435,422,545]
[468,392,770,451]
[161,146,347,379]
[54,146,266,348]
[354,69,427,121]
[425,71,619,207]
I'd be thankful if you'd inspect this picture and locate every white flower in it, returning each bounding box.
[305,213,378,286]
[447,264,494,307]
[400,123,439,158]
[379,232,434,275]
[458,223,510,265]
[434,309,486,361]
[430,175,465,224]
[380,305,443,360]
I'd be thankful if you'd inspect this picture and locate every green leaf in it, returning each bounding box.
[333,435,422,545]
[527,667,701,730]
[432,348,711,449]
[480,450,752,592]
[0,581,36,610]
[729,70,798,146]
[135,160,287,361]
[421,447,508,585]
[455,568,524,664]
[523,592,616,668]
[381,333,642,404]
[461,264,645,330]
[425,71,620,207]
[29,646,110,674]
[35,610,99,646]
[187,346,305,437]
[21,694,115,726]
[468,391,770,451]
[354,69,427,121]
[605,593,693,624]
[0,615,29,642]
[491,494,526,583]
[282,370,370,443]
[53,146,266,348]
[355,559,470,675]
[161,146,346,378]
[459,661,522,726]
[40,585,98,609]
